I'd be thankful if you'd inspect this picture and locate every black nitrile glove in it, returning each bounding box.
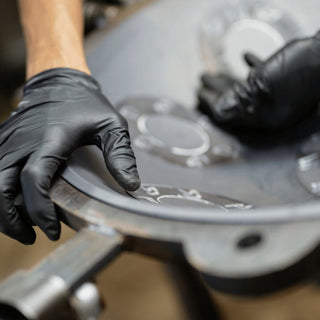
[198,31,320,131]
[0,68,140,244]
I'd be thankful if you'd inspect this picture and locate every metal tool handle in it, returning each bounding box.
[0,228,123,320]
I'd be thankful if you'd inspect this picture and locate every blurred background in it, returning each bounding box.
[1,1,320,319]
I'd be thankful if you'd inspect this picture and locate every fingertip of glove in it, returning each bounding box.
[200,73,213,84]
[243,52,263,68]
[198,88,211,102]
[23,237,36,245]
[198,90,215,115]
[44,222,61,241]
[20,233,36,245]
[198,90,237,124]
[107,159,141,191]
[122,177,141,192]
[201,73,221,90]
[11,224,37,245]
[46,231,60,241]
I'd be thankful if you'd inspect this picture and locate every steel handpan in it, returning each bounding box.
[55,0,320,294]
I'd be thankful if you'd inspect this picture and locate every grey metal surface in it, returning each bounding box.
[62,90,318,218]
[61,0,320,218]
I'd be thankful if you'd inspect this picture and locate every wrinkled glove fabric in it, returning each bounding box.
[0,68,140,244]
[198,31,320,131]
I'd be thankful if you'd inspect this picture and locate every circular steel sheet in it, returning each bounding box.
[49,0,320,297]
[61,0,320,223]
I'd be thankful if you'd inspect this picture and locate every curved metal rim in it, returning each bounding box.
[59,170,320,225]
[68,0,320,226]
[51,177,320,296]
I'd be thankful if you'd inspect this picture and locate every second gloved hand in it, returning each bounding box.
[198,31,320,131]
[0,68,140,244]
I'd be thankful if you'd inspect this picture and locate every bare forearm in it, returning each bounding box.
[18,0,90,79]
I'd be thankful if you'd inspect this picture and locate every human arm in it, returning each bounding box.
[0,0,140,244]
[19,0,90,78]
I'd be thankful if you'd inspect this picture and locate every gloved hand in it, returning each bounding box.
[198,31,320,131]
[0,68,140,244]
